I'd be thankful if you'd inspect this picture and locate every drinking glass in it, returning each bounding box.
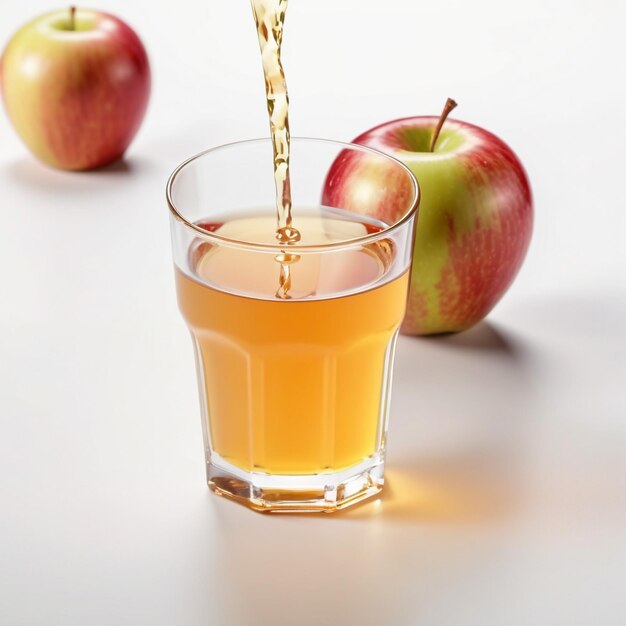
[167,137,418,512]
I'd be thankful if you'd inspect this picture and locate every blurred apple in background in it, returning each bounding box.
[323,100,533,335]
[1,7,150,170]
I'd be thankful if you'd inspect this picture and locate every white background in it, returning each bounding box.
[1,1,625,624]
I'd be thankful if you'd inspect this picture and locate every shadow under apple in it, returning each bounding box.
[4,154,157,196]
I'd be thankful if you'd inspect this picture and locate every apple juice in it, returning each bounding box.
[250,0,292,233]
[175,210,408,475]
[250,0,303,300]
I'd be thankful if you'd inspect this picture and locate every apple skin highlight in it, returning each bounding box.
[323,117,533,335]
[1,8,150,171]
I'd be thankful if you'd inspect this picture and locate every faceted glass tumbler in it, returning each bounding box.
[167,138,419,512]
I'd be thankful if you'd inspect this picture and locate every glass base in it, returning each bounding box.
[206,452,385,513]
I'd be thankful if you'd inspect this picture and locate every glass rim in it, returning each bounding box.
[166,136,419,253]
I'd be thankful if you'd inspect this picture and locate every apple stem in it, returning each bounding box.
[429,97,458,152]
[69,6,76,30]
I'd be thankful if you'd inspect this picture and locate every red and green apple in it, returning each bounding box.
[1,7,150,170]
[323,101,533,335]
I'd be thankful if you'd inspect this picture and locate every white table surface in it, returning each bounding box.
[1,1,625,624]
